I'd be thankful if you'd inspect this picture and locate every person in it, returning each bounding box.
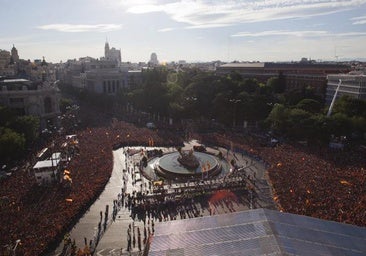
[137,227,142,251]
[143,226,147,244]
[132,229,136,248]
[127,227,131,252]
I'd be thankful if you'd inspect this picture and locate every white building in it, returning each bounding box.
[84,68,142,94]
[326,72,366,105]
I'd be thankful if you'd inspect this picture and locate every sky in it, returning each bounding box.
[1,0,366,63]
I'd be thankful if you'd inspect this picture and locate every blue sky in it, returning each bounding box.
[1,0,366,63]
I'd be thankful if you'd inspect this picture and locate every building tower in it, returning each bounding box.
[11,44,19,63]
[149,53,159,66]
[104,40,110,59]
[104,40,121,63]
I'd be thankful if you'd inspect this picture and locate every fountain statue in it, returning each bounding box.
[177,148,200,169]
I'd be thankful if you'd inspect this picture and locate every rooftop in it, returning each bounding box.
[149,208,366,256]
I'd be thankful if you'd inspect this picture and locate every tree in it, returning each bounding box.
[9,115,40,145]
[266,77,285,93]
[327,113,352,137]
[350,116,366,139]
[240,78,259,94]
[296,99,322,114]
[0,105,15,127]
[332,95,366,118]
[266,104,289,133]
[0,128,25,163]
[286,108,312,139]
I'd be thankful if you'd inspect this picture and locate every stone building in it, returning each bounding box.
[0,78,60,129]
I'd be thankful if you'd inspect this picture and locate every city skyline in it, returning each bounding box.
[1,0,366,63]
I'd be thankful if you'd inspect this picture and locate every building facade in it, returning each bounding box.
[326,72,366,105]
[84,69,142,94]
[0,49,15,76]
[0,78,61,129]
[62,42,143,94]
[216,62,351,97]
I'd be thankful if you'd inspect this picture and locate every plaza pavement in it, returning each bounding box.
[52,141,276,256]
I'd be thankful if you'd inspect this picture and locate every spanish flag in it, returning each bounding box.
[340,180,352,186]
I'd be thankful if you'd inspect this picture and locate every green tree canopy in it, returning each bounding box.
[266,103,289,133]
[332,95,366,118]
[266,77,286,93]
[9,115,40,145]
[296,99,322,114]
[0,128,25,163]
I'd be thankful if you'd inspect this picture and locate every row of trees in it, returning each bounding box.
[0,105,40,165]
[124,68,365,144]
[266,96,366,143]
[59,67,366,145]
[120,68,281,126]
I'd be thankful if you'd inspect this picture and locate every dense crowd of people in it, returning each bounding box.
[1,120,365,255]
[0,121,183,255]
[201,132,366,227]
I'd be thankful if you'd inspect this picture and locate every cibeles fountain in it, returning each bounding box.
[153,147,223,181]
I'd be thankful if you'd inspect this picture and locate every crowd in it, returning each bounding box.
[126,175,249,225]
[201,132,366,227]
[0,120,183,256]
[1,121,365,255]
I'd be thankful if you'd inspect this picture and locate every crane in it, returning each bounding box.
[327,79,342,117]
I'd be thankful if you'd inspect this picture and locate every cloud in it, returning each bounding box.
[351,15,366,25]
[158,27,175,32]
[337,31,366,36]
[122,0,366,28]
[37,24,122,32]
[186,23,232,29]
[231,30,329,37]
[231,30,366,38]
